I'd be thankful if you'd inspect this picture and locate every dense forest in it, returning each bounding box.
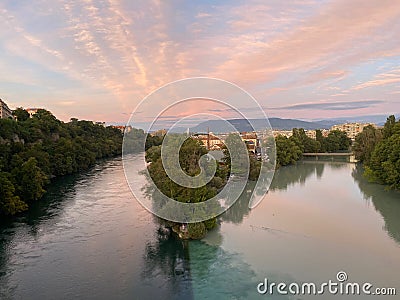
[0,108,123,216]
[353,115,400,190]
[275,128,351,167]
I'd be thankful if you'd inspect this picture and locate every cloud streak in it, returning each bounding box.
[269,100,385,111]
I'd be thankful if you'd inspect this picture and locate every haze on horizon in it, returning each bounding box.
[0,0,399,125]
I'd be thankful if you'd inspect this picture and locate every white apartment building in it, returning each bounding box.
[0,99,13,119]
[331,123,376,140]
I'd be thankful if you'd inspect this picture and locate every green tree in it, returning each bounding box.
[364,118,400,189]
[222,133,249,178]
[187,222,207,239]
[383,115,396,139]
[291,128,321,153]
[146,135,225,238]
[13,107,30,121]
[16,157,48,201]
[248,154,261,181]
[0,172,28,215]
[353,125,382,164]
[316,129,326,152]
[365,132,400,189]
[145,134,163,150]
[0,109,123,216]
[324,130,351,152]
[275,135,302,167]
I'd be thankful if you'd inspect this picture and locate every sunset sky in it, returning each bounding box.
[1,0,399,124]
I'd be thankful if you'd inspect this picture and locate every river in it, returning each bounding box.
[0,156,399,299]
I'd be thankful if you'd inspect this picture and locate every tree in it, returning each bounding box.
[291,128,321,153]
[353,125,382,164]
[16,157,48,201]
[146,135,226,238]
[364,118,400,190]
[145,134,163,150]
[248,154,261,181]
[275,135,302,167]
[187,222,206,239]
[324,130,351,152]
[0,109,123,216]
[383,115,396,139]
[365,132,400,189]
[222,133,249,178]
[316,129,326,152]
[0,172,28,215]
[13,107,30,121]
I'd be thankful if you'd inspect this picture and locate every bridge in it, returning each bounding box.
[302,152,357,162]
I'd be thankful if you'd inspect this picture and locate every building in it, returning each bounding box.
[240,132,259,153]
[0,99,13,119]
[193,131,264,153]
[273,129,330,139]
[94,121,106,127]
[193,133,224,150]
[305,130,316,139]
[321,129,330,137]
[111,125,132,133]
[151,129,167,137]
[273,130,293,138]
[26,108,41,117]
[331,123,376,140]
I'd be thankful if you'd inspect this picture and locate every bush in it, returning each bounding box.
[188,222,207,239]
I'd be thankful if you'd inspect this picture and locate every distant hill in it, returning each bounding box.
[316,114,399,127]
[137,113,399,133]
[188,117,330,133]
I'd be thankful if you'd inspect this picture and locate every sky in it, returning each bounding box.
[0,0,399,125]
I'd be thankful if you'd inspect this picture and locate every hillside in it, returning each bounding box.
[189,117,329,133]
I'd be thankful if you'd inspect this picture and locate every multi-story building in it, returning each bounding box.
[331,123,376,140]
[305,130,316,139]
[0,99,13,119]
[273,129,330,139]
[194,131,262,153]
[321,129,330,137]
[273,130,293,138]
[240,132,259,153]
[193,133,224,150]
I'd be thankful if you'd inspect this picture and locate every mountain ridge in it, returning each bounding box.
[188,117,328,133]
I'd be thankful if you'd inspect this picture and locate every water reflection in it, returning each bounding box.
[219,181,254,224]
[0,171,80,299]
[352,165,400,244]
[270,161,325,191]
[221,162,326,224]
[141,221,267,299]
[189,240,273,299]
[142,231,193,300]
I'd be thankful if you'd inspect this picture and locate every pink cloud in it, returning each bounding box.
[213,0,400,86]
[353,68,400,90]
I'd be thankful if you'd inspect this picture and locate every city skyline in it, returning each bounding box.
[1,0,400,124]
